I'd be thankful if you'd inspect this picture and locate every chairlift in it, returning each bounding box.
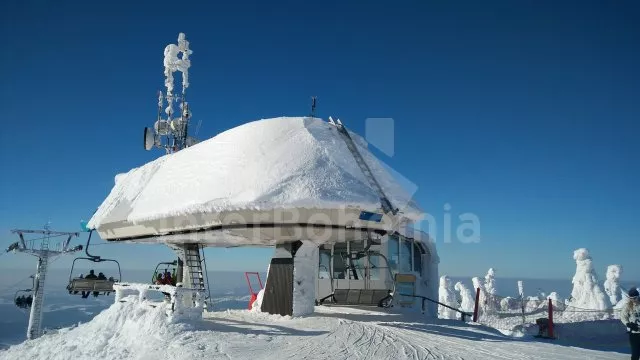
[66,230,121,298]
[14,275,35,309]
[152,261,177,286]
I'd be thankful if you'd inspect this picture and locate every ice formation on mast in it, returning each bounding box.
[144,33,197,154]
[163,33,192,119]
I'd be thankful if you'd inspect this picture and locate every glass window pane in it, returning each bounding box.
[369,254,381,280]
[388,235,399,273]
[413,243,423,274]
[400,238,412,273]
[319,249,331,279]
[333,243,347,279]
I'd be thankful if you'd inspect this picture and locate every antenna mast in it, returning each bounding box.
[144,33,198,154]
[310,96,317,118]
[6,226,80,340]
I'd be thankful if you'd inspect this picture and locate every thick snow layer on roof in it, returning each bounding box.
[88,117,421,229]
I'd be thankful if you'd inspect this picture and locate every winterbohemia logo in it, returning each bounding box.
[364,117,480,244]
[153,117,480,245]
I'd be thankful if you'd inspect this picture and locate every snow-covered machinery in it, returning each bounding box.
[85,33,439,318]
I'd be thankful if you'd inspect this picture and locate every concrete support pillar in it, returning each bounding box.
[261,240,319,317]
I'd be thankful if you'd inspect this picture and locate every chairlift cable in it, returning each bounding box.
[0,274,35,294]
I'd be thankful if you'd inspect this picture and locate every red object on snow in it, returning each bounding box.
[548,298,555,338]
[473,287,481,322]
[245,272,264,309]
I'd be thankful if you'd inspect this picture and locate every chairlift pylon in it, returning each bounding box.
[67,230,122,297]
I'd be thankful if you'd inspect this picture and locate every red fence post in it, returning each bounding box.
[473,287,481,322]
[548,298,554,338]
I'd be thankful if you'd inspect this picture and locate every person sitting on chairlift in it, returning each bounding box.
[163,271,172,286]
[81,270,98,298]
[92,272,107,297]
[85,270,97,279]
[155,272,164,285]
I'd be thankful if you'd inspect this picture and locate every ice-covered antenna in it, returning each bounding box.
[144,33,199,154]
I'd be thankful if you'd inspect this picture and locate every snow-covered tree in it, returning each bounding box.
[568,248,609,310]
[543,292,566,311]
[517,280,524,299]
[484,268,497,311]
[454,281,475,313]
[472,277,488,314]
[438,276,459,319]
[500,297,518,311]
[604,265,622,306]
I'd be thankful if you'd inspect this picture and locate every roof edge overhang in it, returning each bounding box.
[95,207,407,246]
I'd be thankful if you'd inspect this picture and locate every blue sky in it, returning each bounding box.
[0,0,638,281]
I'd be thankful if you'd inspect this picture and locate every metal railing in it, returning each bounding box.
[400,293,473,322]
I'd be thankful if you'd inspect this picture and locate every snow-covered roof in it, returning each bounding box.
[88,117,422,243]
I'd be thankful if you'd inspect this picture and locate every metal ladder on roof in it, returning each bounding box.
[330,118,398,216]
[27,241,49,339]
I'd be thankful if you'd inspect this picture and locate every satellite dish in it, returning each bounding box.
[154,120,171,135]
[144,127,155,151]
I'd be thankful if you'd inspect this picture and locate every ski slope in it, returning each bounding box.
[0,297,626,360]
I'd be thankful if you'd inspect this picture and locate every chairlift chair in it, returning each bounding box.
[152,261,177,286]
[66,230,121,297]
[14,289,33,309]
[318,249,396,307]
[14,275,35,309]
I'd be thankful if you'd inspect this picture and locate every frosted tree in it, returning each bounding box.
[438,276,459,319]
[604,265,623,306]
[472,277,488,314]
[568,248,609,310]
[500,297,518,311]
[484,268,497,311]
[517,281,524,298]
[544,292,566,311]
[455,281,475,313]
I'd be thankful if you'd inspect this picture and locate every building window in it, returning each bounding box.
[333,243,347,279]
[399,237,412,273]
[369,253,381,280]
[413,243,423,274]
[387,235,399,273]
[319,248,331,279]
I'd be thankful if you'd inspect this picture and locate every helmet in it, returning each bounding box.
[629,287,639,298]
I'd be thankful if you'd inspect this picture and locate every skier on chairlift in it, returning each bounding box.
[81,270,98,298]
[163,271,173,286]
[85,270,97,279]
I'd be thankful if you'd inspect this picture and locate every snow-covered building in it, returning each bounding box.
[87,116,438,317]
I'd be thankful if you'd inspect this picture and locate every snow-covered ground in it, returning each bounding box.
[0,269,632,359]
[0,295,628,360]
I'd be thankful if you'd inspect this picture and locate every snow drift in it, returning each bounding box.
[0,297,185,360]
